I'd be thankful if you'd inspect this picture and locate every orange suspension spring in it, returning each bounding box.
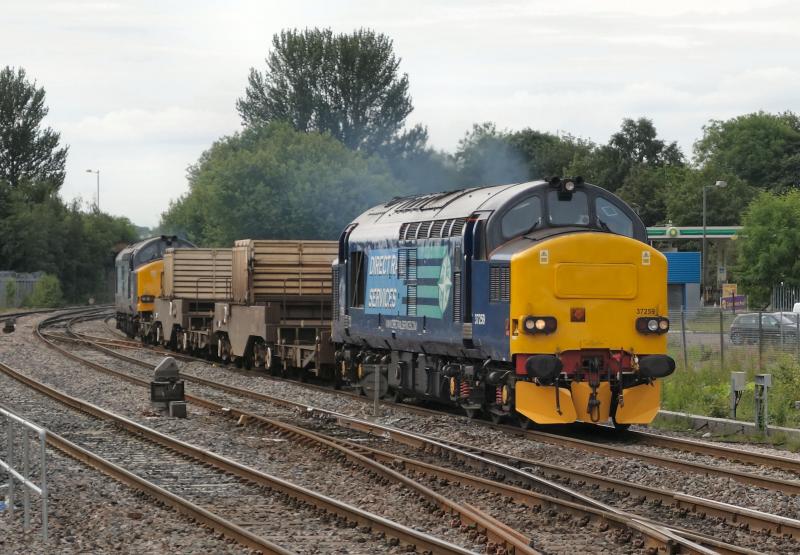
[460,380,471,398]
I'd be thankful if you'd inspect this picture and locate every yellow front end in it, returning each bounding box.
[135,259,164,315]
[510,232,669,425]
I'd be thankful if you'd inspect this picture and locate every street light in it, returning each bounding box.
[85,169,100,211]
[702,180,727,304]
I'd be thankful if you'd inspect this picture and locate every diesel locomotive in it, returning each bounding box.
[331,178,675,426]
[114,235,194,337]
[115,178,674,427]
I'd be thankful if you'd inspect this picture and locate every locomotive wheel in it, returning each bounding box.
[490,412,502,425]
[464,408,479,419]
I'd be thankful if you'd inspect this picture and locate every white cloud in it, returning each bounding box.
[2,0,799,226]
[63,107,237,144]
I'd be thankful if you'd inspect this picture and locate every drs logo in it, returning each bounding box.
[364,249,406,315]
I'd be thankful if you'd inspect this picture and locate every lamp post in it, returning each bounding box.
[702,180,727,304]
[85,169,100,211]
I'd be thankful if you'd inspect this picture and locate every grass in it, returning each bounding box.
[661,347,800,430]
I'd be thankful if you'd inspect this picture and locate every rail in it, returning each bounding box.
[1,406,48,540]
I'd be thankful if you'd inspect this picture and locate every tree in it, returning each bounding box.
[237,28,413,154]
[0,191,137,302]
[567,118,684,191]
[614,166,676,227]
[160,122,402,246]
[455,123,528,186]
[507,129,594,181]
[0,66,68,201]
[663,167,757,227]
[694,111,800,192]
[735,190,800,307]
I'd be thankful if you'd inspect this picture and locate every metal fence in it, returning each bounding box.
[668,307,800,373]
[0,272,44,309]
[1,407,48,540]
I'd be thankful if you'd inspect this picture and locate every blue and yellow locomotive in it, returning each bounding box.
[331,178,675,426]
[115,235,194,338]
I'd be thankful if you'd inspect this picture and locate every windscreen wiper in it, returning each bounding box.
[597,219,612,232]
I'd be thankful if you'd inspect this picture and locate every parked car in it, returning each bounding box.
[777,312,800,325]
[729,313,799,345]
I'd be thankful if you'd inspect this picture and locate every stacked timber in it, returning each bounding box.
[232,240,337,304]
[163,248,232,300]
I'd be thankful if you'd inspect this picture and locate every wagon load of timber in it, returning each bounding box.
[232,240,337,304]
[163,248,233,300]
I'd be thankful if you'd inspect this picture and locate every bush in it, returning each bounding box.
[661,353,800,428]
[5,280,17,307]
[24,274,63,308]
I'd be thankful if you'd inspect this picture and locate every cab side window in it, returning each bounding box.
[349,251,366,308]
[501,196,542,239]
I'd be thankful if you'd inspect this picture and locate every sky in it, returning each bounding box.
[2,0,798,227]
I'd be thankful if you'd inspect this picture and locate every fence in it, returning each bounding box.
[0,272,44,309]
[1,407,48,540]
[668,308,800,373]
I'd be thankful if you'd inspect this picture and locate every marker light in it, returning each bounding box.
[523,316,557,334]
[636,317,669,335]
[564,181,575,192]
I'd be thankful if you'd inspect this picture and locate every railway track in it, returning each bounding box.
[35,308,800,553]
[33,310,650,554]
[69,312,800,491]
[0,359,487,554]
[91,310,800,480]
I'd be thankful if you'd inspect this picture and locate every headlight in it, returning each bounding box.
[522,316,557,334]
[636,317,669,335]
[140,295,155,303]
[564,180,575,192]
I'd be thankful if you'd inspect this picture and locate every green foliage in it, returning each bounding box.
[662,352,800,427]
[237,28,413,154]
[453,123,594,188]
[663,166,758,227]
[5,280,17,307]
[0,191,138,302]
[735,190,800,307]
[0,66,68,201]
[694,111,800,192]
[24,274,63,308]
[454,123,528,186]
[160,122,402,245]
[566,117,684,192]
[508,129,594,180]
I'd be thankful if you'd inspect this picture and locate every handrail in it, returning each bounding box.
[1,406,48,540]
